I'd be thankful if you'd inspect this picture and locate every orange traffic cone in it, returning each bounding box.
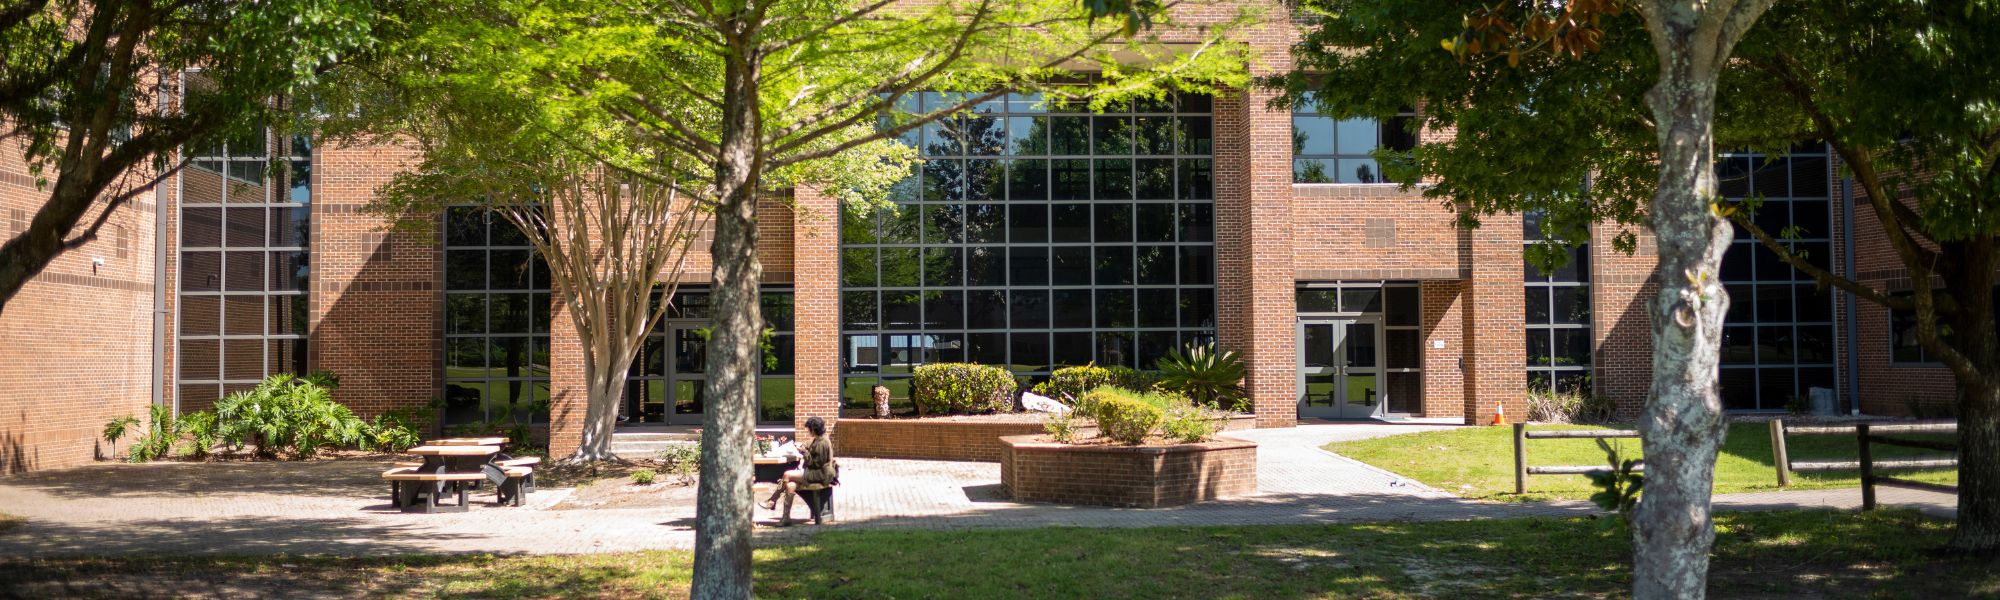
[1490,404,1507,426]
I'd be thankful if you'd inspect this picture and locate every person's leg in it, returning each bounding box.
[762,470,804,508]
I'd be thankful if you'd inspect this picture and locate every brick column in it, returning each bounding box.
[1462,216,1526,425]
[1419,280,1466,418]
[1591,224,1657,419]
[546,292,586,458]
[790,188,842,436]
[310,143,441,422]
[1213,88,1299,428]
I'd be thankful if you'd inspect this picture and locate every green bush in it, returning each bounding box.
[631,469,658,485]
[126,404,179,463]
[1042,409,1080,443]
[1526,386,1614,424]
[1160,403,1222,443]
[1093,389,1166,445]
[101,414,139,458]
[177,410,220,460]
[657,443,701,485]
[215,373,368,460]
[1033,365,1116,403]
[910,363,1018,415]
[1152,343,1247,411]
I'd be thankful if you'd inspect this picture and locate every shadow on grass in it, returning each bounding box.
[0,458,398,501]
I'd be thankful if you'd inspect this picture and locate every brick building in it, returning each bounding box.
[0,5,1945,472]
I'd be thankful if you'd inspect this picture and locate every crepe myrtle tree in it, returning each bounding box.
[1279,0,1777,596]
[0,0,378,316]
[426,0,1257,595]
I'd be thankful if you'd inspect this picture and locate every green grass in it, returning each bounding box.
[0,513,21,534]
[1328,422,1960,501]
[3,511,1993,598]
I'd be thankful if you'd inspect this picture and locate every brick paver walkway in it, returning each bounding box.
[0,423,1956,557]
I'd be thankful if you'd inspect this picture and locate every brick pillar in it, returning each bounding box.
[1419,280,1466,418]
[310,143,441,421]
[1213,88,1298,428]
[1462,216,1525,425]
[546,292,586,458]
[1591,224,1657,420]
[790,188,842,436]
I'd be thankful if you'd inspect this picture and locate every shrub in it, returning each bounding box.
[215,373,368,459]
[1033,364,1117,403]
[631,469,658,485]
[1042,409,1079,443]
[1094,391,1166,445]
[1160,403,1222,443]
[1152,344,1247,411]
[911,363,1017,415]
[101,415,139,458]
[658,443,701,485]
[177,410,220,460]
[1526,386,1614,424]
[127,404,180,463]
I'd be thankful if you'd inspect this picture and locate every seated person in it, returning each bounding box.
[759,417,835,511]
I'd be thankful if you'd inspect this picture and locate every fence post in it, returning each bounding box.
[1769,419,1791,487]
[1857,422,1876,511]
[1513,422,1528,495]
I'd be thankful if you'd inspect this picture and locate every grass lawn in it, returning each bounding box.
[1328,422,1960,501]
[3,511,1994,598]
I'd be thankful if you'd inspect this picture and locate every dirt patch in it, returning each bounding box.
[0,513,23,535]
[553,477,700,510]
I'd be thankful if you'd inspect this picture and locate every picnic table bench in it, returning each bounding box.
[384,444,537,512]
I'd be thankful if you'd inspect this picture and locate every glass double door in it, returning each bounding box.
[629,320,708,425]
[1299,318,1384,419]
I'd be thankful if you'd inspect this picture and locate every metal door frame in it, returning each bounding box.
[1297,317,1386,420]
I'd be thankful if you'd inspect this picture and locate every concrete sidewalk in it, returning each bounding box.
[0,423,1956,557]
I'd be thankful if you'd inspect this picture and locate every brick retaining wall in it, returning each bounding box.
[833,414,1258,463]
[999,434,1258,508]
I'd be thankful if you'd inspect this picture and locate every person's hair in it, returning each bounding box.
[805,416,826,437]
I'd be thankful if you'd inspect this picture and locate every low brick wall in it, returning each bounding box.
[832,417,1048,462]
[999,434,1258,508]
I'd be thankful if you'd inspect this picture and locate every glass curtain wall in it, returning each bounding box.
[1523,212,1594,392]
[1290,93,1416,184]
[1716,146,1837,410]
[839,91,1219,413]
[442,206,551,425]
[177,128,311,411]
[627,288,796,424]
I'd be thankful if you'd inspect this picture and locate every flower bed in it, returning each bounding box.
[999,434,1258,508]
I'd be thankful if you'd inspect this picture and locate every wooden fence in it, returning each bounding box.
[1766,419,1958,510]
[1511,423,1643,494]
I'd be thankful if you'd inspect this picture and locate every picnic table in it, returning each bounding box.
[753,455,791,483]
[384,444,537,512]
[426,437,508,446]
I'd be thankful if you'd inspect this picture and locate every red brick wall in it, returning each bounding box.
[790,188,841,437]
[1464,215,1527,424]
[1847,167,1956,416]
[0,141,158,474]
[999,435,1258,508]
[1420,280,1466,417]
[834,418,1048,462]
[1291,185,1468,281]
[310,141,440,420]
[1593,225,1658,419]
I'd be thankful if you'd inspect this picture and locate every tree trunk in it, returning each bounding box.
[568,357,623,462]
[1631,8,1740,598]
[692,36,763,600]
[1955,378,2000,552]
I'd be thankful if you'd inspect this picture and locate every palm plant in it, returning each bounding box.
[101,414,140,458]
[1151,343,1247,412]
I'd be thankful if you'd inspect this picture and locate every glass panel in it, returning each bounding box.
[1095,246,1132,285]
[880,248,920,287]
[1096,288,1134,328]
[1007,204,1047,243]
[1385,329,1422,369]
[1302,373,1337,408]
[183,207,222,247]
[1050,203,1090,242]
[841,248,877,287]
[1344,322,1377,368]
[1383,287,1419,326]
[446,293,487,334]
[1009,290,1049,329]
[269,295,306,335]
[269,251,306,291]
[883,291,922,328]
[759,377,795,422]
[1094,159,1132,200]
[1050,247,1091,285]
[1386,372,1422,414]
[180,339,220,380]
[967,290,1007,329]
[675,380,704,415]
[1344,373,1379,413]
[1008,246,1048,285]
[674,328,707,373]
[223,295,263,336]
[1302,324,1335,369]
[1179,289,1214,327]
[224,251,265,292]
[224,207,266,247]
[1135,203,1174,242]
[1052,289,1093,329]
[966,246,1005,286]
[925,203,965,243]
[181,296,221,336]
[1340,288,1382,313]
[1136,289,1177,328]
[182,252,221,291]
[1094,331,1133,368]
[222,338,264,380]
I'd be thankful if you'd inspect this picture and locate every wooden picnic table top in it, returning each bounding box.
[754,456,790,465]
[426,437,508,446]
[407,445,502,456]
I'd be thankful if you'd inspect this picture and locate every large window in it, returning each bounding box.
[177,129,311,410]
[840,91,1219,413]
[1291,93,1415,184]
[1717,146,1836,410]
[1523,213,1593,392]
[442,206,551,426]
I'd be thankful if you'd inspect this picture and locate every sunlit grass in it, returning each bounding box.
[1328,422,1958,501]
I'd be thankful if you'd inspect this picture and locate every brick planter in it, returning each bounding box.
[999,434,1258,508]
